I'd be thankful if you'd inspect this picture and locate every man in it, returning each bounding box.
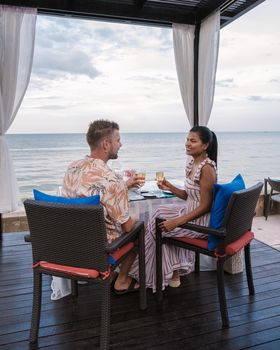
[62,119,140,293]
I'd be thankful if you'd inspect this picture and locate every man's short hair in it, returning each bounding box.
[86,119,119,149]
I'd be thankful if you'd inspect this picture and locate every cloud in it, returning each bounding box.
[37,105,69,110]
[9,0,280,134]
[221,97,234,101]
[216,78,235,88]
[247,95,279,101]
[270,78,280,83]
[32,48,99,79]
[126,74,176,83]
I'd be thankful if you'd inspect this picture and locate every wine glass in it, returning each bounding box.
[156,171,164,197]
[137,172,146,193]
[123,169,136,182]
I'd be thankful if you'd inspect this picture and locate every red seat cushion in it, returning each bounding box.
[223,231,254,256]
[172,231,254,257]
[174,236,208,249]
[110,242,135,263]
[33,242,135,279]
[33,261,100,279]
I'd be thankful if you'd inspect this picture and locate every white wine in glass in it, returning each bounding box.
[156,171,164,182]
[156,171,164,196]
[137,172,146,187]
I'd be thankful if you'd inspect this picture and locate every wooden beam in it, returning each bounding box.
[134,0,146,9]
[0,0,265,28]
[193,23,200,127]
[220,0,266,28]
[196,0,230,21]
[0,0,196,26]
[0,213,3,240]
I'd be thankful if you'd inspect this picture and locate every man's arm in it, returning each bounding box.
[121,216,137,233]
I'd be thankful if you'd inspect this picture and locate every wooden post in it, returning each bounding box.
[193,23,201,127]
[0,213,3,240]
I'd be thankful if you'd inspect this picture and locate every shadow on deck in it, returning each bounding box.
[1,232,280,349]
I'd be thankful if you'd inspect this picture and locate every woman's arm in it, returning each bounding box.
[158,178,188,200]
[159,164,216,232]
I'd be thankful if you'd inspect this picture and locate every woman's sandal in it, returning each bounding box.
[168,278,181,288]
[114,278,140,295]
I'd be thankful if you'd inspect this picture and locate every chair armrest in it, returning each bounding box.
[179,223,226,237]
[156,217,226,238]
[24,233,31,242]
[105,221,145,253]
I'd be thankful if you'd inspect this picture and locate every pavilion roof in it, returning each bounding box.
[0,0,266,28]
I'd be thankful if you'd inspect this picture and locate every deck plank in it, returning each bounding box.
[1,233,280,349]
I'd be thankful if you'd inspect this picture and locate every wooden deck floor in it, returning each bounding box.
[1,232,280,350]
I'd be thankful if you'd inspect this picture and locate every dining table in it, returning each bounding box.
[51,180,243,300]
[129,180,243,275]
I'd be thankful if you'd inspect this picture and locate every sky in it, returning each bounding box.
[9,0,280,133]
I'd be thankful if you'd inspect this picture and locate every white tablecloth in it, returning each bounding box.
[51,182,243,300]
[129,193,243,274]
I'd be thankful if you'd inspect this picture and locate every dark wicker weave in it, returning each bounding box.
[264,178,280,220]
[155,182,263,328]
[24,199,146,350]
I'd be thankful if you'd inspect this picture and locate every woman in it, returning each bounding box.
[129,126,218,292]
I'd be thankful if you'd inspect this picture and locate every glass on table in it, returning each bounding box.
[156,171,164,182]
[123,169,136,182]
[156,171,164,197]
[137,172,146,188]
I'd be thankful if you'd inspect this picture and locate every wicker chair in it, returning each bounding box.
[24,199,146,350]
[155,182,263,328]
[264,178,280,220]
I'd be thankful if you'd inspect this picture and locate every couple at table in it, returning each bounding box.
[62,119,218,293]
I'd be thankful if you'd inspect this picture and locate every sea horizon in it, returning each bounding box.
[6,130,280,135]
[6,131,280,200]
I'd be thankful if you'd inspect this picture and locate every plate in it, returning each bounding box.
[142,192,156,198]
[163,190,172,194]
[129,193,145,201]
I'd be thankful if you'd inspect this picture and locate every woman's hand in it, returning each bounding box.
[158,218,182,232]
[157,178,171,191]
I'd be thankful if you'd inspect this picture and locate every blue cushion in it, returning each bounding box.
[208,174,246,250]
[33,189,100,205]
[108,255,116,265]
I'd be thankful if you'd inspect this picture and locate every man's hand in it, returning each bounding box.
[126,174,142,189]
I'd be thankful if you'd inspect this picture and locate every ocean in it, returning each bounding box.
[6,132,280,200]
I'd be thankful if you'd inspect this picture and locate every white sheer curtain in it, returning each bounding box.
[173,23,195,127]
[0,6,37,213]
[173,10,220,127]
[198,11,220,126]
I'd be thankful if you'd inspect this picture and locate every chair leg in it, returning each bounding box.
[71,279,78,297]
[99,280,111,350]
[30,271,42,343]
[244,244,255,295]
[138,226,147,310]
[217,259,229,328]
[265,195,271,220]
[195,252,200,273]
[156,225,163,302]
[264,179,268,219]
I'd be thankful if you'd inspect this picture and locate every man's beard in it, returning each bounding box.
[109,151,118,160]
